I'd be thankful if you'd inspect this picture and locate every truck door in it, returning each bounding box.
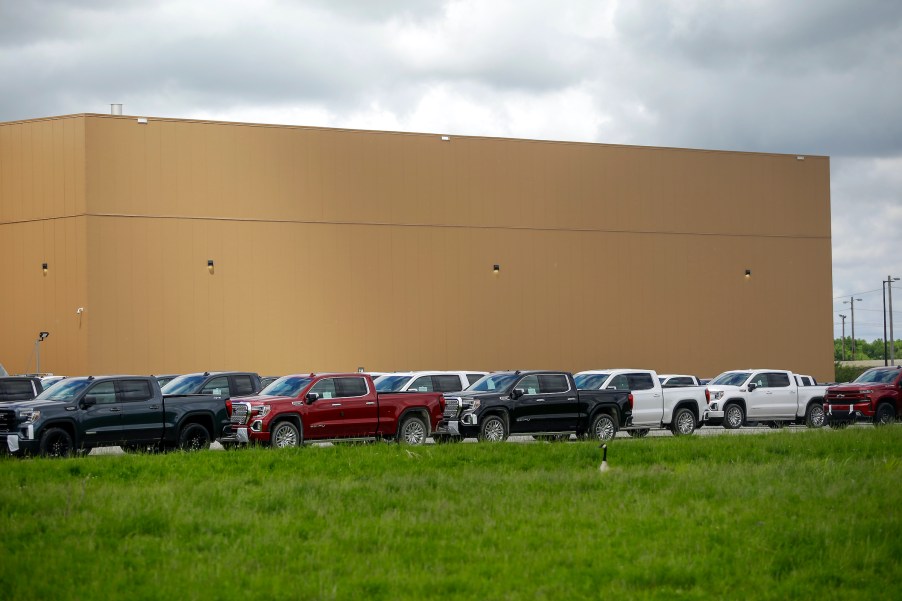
[302,378,344,439]
[510,374,577,433]
[117,379,164,442]
[608,373,660,426]
[332,376,379,437]
[765,372,797,417]
[79,381,123,444]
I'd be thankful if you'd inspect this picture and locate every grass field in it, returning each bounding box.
[2,427,901,600]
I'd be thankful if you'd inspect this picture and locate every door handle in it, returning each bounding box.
[366,402,376,405]
[148,405,160,410]
[331,403,342,407]
[567,398,576,401]
[109,407,121,412]
[535,398,545,402]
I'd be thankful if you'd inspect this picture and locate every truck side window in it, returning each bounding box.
[466,374,483,386]
[232,375,256,396]
[750,373,768,388]
[668,377,693,387]
[627,373,655,390]
[87,382,117,404]
[409,376,435,392]
[766,373,790,388]
[538,374,570,393]
[607,375,629,390]
[516,375,539,395]
[118,380,152,402]
[433,375,464,393]
[201,376,231,396]
[310,378,337,399]
[335,377,368,398]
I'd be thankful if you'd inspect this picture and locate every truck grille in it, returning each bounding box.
[444,397,461,419]
[0,410,14,433]
[230,403,249,425]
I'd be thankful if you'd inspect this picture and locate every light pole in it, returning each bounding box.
[843,297,863,359]
[888,276,900,365]
[34,331,49,374]
[839,314,847,361]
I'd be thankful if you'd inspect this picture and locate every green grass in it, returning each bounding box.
[2,428,902,600]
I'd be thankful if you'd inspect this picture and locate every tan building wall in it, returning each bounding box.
[0,114,834,380]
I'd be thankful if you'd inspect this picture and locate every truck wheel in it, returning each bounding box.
[723,404,744,429]
[671,407,696,436]
[627,429,650,438]
[433,434,463,444]
[397,415,428,445]
[39,427,73,458]
[874,403,896,426]
[589,413,617,441]
[805,403,826,428]
[271,421,302,448]
[179,423,211,451]
[478,415,508,442]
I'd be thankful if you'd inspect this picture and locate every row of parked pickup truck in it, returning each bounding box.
[1,365,900,456]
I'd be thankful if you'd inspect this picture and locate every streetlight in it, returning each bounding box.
[839,314,847,361]
[885,276,900,366]
[35,331,49,375]
[843,297,863,358]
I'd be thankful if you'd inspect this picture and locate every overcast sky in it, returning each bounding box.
[2,0,900,340]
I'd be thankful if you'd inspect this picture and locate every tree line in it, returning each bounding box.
[834,337,902,361]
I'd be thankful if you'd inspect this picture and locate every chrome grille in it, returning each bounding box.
[0,410,14,433]
[230,403,249,425]
[443,397,461,419]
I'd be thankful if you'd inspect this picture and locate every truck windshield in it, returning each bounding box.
[574,373,610,390]
[375,376,414,392]
[161,375,206,395]
[853,369,900,384]
[35,378,92,401]
[710,372,751,386]
[468,374,518,393]
[260,376,314,397]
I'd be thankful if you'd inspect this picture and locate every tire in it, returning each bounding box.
[271,421,302,448]
[433,434,463,444]
[805,403,826,429]
[627,429,650,438]
[39,427,73,458]
[397,414,428,445]
[478,415,508,442]
[588,413,617,441]
[874,403,896,426]
[178,423,211,451]
[723,404,744,429]
[671,407,696,436]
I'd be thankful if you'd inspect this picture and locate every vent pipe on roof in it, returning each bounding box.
[111,104,122,115]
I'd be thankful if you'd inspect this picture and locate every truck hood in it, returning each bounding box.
[0,398,72,411]
[232,394,296,404]
[705,385,743,394]
[445,390,507,401]
[828,383,893,394]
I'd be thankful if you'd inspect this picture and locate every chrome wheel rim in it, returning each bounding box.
[809,406,825,427]
[483,418,505,442]
[274,424,298,447]
[676,411,694,434]
[594,418,614,440]
[726,406,742,428]
[402,420,426,444]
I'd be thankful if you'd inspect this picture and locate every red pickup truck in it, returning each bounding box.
[824,365,902,427]
[222,373,444,447]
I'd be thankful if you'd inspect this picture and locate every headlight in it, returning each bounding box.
[463,400,481,412]
[250,405,271,417]
[713,391,724,401]
[18,409,41,423]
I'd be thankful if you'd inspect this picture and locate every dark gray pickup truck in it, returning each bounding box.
[0,375,230,457]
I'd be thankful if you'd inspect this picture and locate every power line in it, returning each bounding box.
[833,288,884,300]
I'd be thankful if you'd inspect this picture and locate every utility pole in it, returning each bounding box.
[843,297,863,359]
[890,276,900,366]
[839,314,847,361]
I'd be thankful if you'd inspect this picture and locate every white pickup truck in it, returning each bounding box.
[574,369,709,436]
[704,369,827,429]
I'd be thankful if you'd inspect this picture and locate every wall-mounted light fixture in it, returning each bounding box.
[441,136,451,141]
[207,259,215,274]
[493,264,500,274]
[137,118,148,124]
[745,269,752,278]
[796,156,805,161]
[42,262,48,276]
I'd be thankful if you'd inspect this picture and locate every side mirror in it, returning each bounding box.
[511,388,525,400]
[306,392,319,403]
[82,396,97,408]
[747,383,758,391]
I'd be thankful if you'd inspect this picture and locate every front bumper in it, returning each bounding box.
[433,417,479,438]
[219,426,256,445]
[703,408,725,426]
[1,432,40,455]
[824,402,873,424]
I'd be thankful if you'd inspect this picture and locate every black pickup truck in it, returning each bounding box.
[0,375,230,457]
[434,371,633,442]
